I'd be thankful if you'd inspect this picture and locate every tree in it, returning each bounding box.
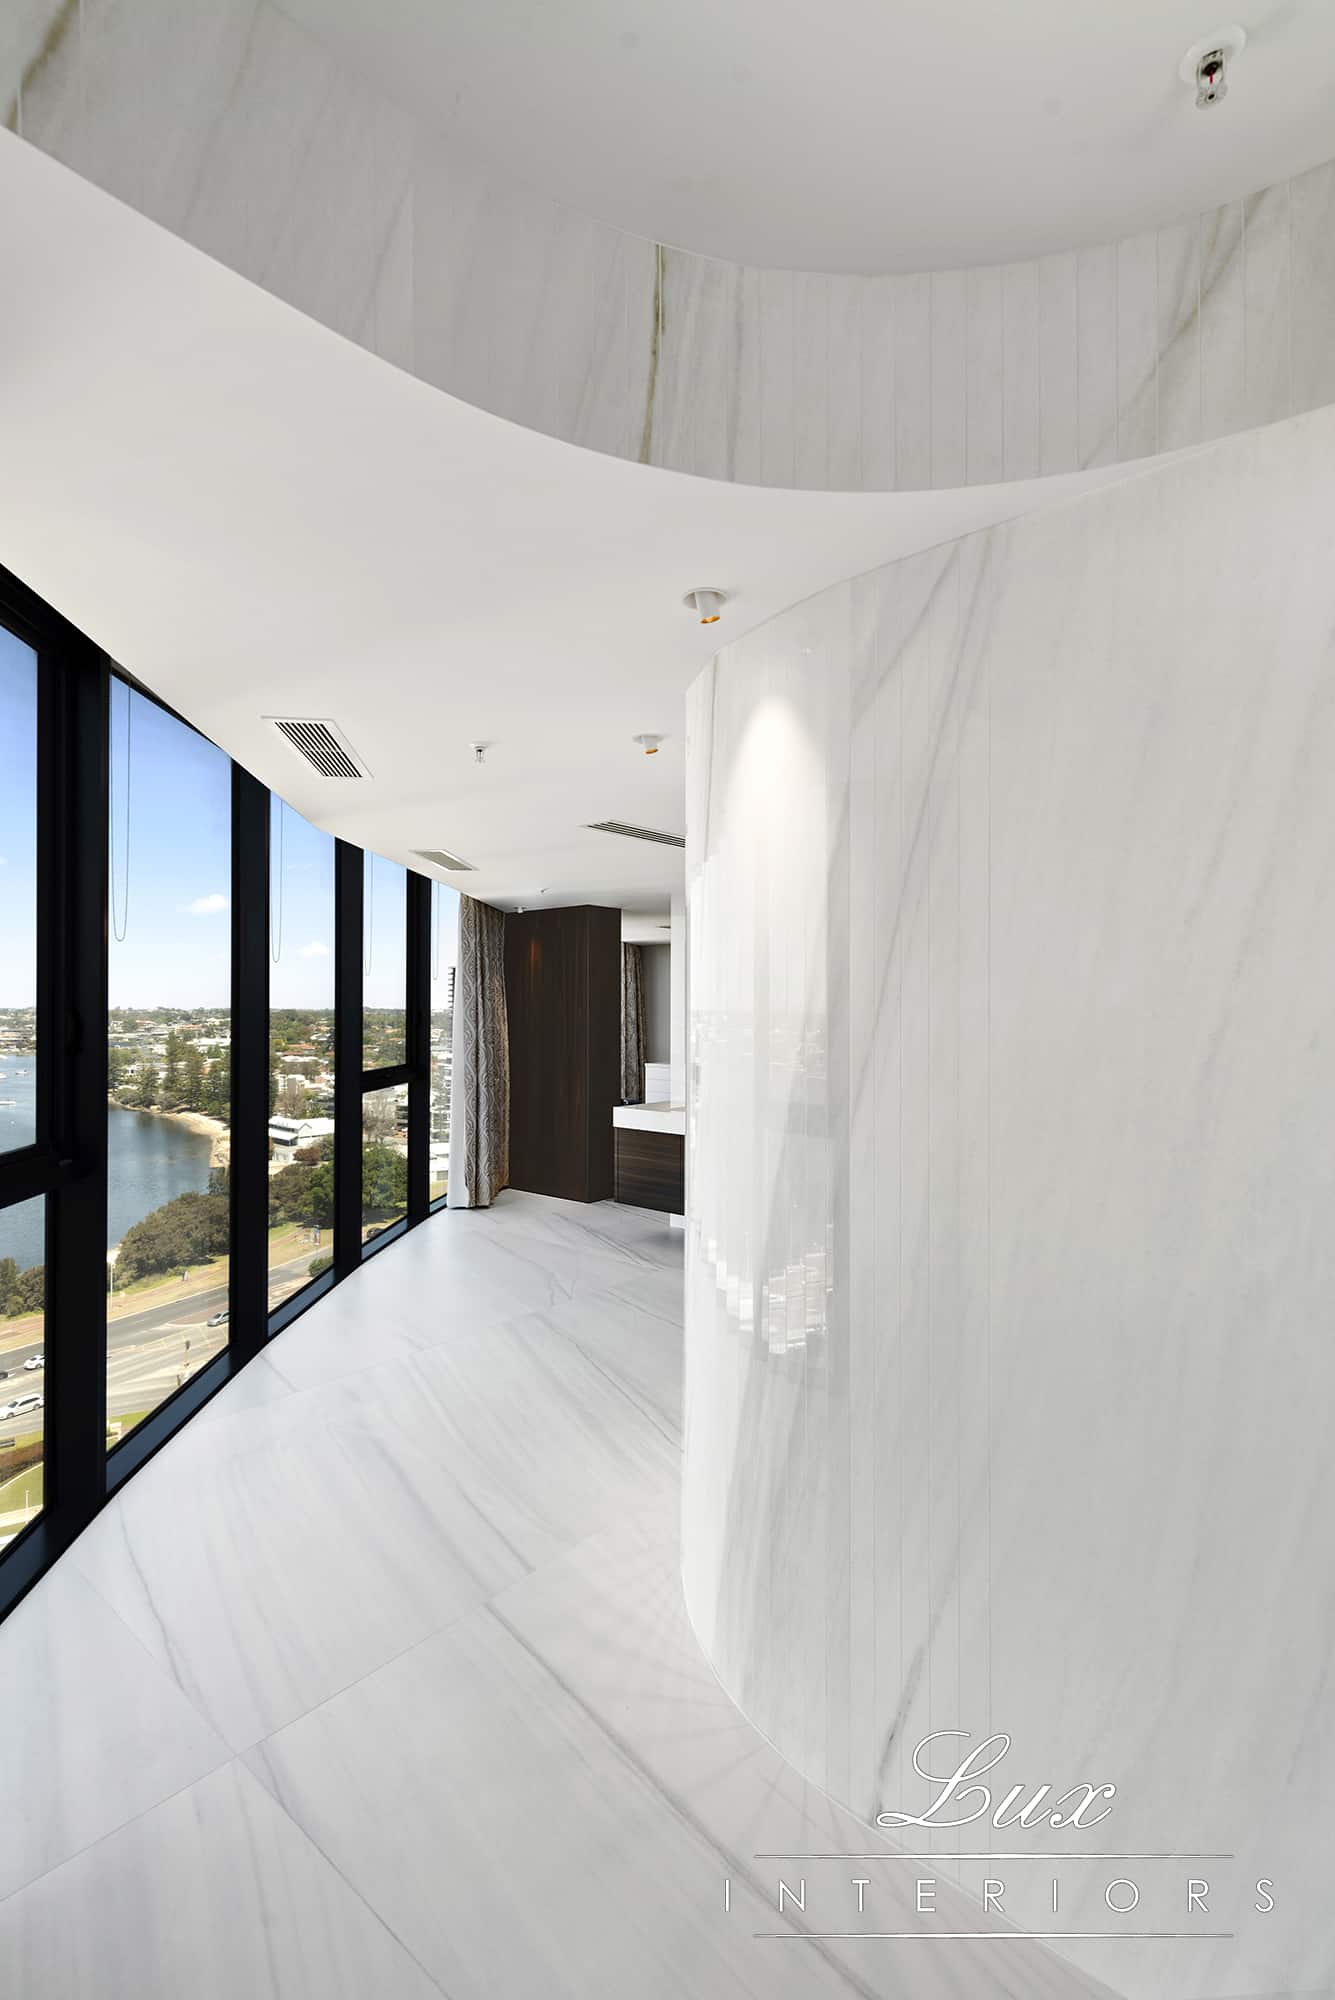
[306,1161,335,1227]
[202,1049,231,1119]
[162,1030,183,1105]
[0,1256,18,1315]
[107,1046,126,1092]
[116,1191,229,1283]
[137,1060,160,1109]
[361,1143,407,1220]
[183,1043,205,1111]
[4,1265,45,1316]
[208,1164,230,1198]
[363,1092,397,1143]
[268,1162,314,1225]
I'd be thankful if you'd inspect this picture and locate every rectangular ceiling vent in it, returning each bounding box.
[412,848,477,872]
[586,819,685,849]
[267,717,371,780]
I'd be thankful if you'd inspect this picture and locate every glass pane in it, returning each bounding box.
[0,627,39,1152]
[429,884,459,1203]
[268,799,336,1313]
[362,1084,407,1247]
[107,684,231,1448]
[363,852,406,1069]
[0,1196,44,1547]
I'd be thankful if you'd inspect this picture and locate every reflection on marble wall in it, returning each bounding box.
[5,0,1335,491]
[682,403,1335,1998]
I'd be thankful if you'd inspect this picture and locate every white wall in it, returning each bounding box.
[683,402,1335,1999]
[7,0,1335,491]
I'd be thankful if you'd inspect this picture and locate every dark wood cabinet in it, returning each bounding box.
[505,904,620,1202]
[614,1126,685,1213]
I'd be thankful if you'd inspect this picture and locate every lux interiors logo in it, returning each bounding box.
[723,1733,1276,1945]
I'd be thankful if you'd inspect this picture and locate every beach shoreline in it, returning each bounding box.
[108,1097,230,1168]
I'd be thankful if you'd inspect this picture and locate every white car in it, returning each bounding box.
[1,1393,42,1419]
[23,1353,43,1372]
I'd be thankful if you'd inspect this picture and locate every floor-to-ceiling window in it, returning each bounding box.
[0,627,44,1544]
[0,568,451,1622]
[363,852,406,1071]
[362,852,409,1247]
[106,680,232,1448]
[267,797,336,1313]
[429,883,459,1205]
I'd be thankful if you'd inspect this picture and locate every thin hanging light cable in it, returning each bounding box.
[364,854,374,975]
[110,681,132,944]
[270,799,285,962]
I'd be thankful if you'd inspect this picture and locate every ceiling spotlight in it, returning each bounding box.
[469,741,490,764]
[633,733,665,755]
[684,588,726,625]
[1179,26,1245,108]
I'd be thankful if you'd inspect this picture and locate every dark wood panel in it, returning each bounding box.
[505,904,621,1202]
[615,1127,684,1213]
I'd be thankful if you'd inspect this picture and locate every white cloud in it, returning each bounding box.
[299,940,330,959]
[182,892,229,915]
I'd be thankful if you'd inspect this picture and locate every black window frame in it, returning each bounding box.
[0,564,439,1628]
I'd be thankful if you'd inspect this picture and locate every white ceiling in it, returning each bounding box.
[0,134,1160,913]
[283,0,1335,272]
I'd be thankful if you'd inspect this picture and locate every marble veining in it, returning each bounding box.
[4,0,1335,492]
[684,403,1335,1999]
[0,1191,1123,1997]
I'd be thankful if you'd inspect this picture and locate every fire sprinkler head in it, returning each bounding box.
[1178,26,1246,108]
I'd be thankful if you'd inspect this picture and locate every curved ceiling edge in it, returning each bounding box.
[6,0,1335,495]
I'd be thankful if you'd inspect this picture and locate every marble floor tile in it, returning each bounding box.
[2,1193,1115,1996]
[0,1761,442,2000]
[246,1500,1115,2000]
[68,1387,533,1751]
[0,1561,228,1902]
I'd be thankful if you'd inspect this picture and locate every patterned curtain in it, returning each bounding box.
[621,943,646,1104]
[446,895,510,1208]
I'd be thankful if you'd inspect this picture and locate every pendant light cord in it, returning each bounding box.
[110,681,132,944]
[270,799,285,962]
[364,854,374,975]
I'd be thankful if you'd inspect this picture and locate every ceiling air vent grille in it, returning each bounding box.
[267,717,370,780]
[586,820,685,849]
[413,848,476,872]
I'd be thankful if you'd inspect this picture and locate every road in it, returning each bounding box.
[0,1242,324,1447]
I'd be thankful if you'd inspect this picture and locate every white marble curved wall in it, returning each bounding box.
[682,402,1335,1998]
[6,0,1335,490]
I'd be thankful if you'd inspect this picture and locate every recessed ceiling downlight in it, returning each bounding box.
[685,588,726,625]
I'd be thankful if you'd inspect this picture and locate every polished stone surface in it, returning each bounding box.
[0,1191,1119,1998]
[3,0,1334,492]
[683,404,1335,2000]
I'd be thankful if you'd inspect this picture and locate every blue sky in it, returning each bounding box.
[0,628,38,1008]
[2,652,458,1011]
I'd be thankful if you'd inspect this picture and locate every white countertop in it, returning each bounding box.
[613,1102,685,1136]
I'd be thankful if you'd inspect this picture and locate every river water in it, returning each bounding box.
[0,1068,213,1270]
